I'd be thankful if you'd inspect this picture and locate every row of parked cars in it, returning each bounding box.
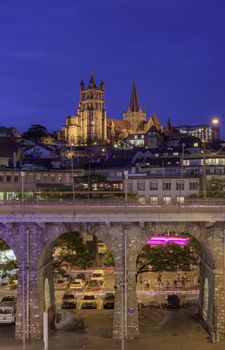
[58,270,115,310]
[54,270,105,291]
[61,290,115,310]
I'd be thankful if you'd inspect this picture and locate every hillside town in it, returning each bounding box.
[0,73,224,204]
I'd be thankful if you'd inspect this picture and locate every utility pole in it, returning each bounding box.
[202,141,207,199]
[70,144,75,204]
[26,228,30,340]
[20,171,25,206]
[179,142,185,206]
[121,227,126,350]
[123,171,128,209]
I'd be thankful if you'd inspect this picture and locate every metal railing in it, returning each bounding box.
[0,197,225,216]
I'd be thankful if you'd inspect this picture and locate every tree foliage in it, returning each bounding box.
[52,232,95,270]
[207,177,225,198]
[101,249,114,266]
[0,240,10,251]
[137,235,200,273]
[22,124,49,143]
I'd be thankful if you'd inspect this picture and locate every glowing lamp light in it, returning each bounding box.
[211,118,219,126]
[147,236,189,246]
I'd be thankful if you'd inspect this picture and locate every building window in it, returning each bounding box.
[150,181,158,190]
[58,176,62,183]
[14,176,19,182]
[150,196,158,204]
[6,175,11,182]
[137,182,145,191]
[127,183,133,192]
[177,196,185,204]
[0,175,3,182]
[163,196,171,205]
[189,181,198,190]
[176,181,184,191]
[163,181,171,191]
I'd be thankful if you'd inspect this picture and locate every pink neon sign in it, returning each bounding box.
[147,236,189,246]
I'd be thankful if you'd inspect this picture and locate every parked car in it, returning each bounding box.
[166,294,181,309]
[54,279,68,290]
[0,295,16,304]
[86,279,102,291]
[81,293,97,309]
[0,302,16,324]
[69,279,85,290]
[103,293,114,309]
[76,273,86,281]
[61,291,76,309]
[91,270,104,285]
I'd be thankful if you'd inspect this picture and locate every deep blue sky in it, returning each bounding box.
[0,0,225,136]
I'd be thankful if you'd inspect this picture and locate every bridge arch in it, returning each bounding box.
[37,223,119,335]
[125,222,223,339]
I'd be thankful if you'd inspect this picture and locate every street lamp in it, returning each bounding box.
[179,143,185,207]
[123,171,128,209]
[26,228,30,340]
[211,117,219,126]
[20,172,25,211]
[202,141,207,199]
[69,145,75,204]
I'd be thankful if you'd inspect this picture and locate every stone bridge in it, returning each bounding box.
[0,203,225,341]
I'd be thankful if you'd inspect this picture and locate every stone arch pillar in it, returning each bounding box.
[202,224,225,340]
[90,223,124,339]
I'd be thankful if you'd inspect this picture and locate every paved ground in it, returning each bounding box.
[1,303,225,350]
[0,271,224,350]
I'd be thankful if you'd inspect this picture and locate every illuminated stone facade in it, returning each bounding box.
[59,74,162,145]
[59,72,107,145]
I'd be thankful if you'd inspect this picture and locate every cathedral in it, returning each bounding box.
[58,72,162,145]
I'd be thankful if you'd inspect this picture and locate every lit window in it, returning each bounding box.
[163,196,171,205]
[193,142,198,147]
[150,196,158,204]
[177,196,185,204]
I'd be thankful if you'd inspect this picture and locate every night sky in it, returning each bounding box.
[0,0,225,136]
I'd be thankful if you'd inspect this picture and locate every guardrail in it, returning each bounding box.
[0,198,224,216]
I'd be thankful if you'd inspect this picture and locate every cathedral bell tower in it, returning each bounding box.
[78,72,107,144]
[123,81,146,132]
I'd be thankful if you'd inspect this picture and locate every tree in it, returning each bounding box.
[52,232,95,270]
[207,177,225,198]
[101,249,114,266]
[110,127,124,145]
[137,235,200,273]
[0,240,17,276]
[22,124,49,143]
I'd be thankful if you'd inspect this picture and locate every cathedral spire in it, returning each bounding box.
[129,81,140,112]
[166,118,172,130]
[88,71,97,88]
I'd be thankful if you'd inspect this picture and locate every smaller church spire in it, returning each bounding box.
[166,118,172,130]
[100,80,105,90]
[80,79,84,90]
[129,81,140,112]
[88,71,97,88]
